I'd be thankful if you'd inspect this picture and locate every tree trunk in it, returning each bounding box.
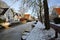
[43,0,50,30]
[39,7,43,23]
[37,13,40,20]
[39,0,43,23]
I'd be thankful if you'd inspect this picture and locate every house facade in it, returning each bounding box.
[49,8,60,22]
[0,0,16,22]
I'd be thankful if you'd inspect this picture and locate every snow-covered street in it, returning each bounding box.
[0,21,60,40]
[0,21,35,40]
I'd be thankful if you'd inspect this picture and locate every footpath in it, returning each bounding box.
[26,21,60,40]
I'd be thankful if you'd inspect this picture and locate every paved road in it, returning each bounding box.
[0,21,35,40]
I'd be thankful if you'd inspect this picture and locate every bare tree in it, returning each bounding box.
[25,0,43,22]
[38,0,43,23]
[18,0,43,23]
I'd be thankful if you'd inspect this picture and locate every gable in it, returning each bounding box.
[0,8,8,15]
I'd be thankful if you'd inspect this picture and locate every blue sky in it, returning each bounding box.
[2,0,60,14]
[2,0,60,10]
[2,0,22,11]
[48,0,60,8]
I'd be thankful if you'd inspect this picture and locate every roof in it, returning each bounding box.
[0,8,8,15]
[54,8,60,15]
[24,14,30,16]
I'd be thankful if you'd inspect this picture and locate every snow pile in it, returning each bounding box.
[26,21,55,40]
[35,21,45,29]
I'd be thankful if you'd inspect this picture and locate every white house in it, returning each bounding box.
[0,0,15,22]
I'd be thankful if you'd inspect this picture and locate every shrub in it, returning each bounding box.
[0,18,5,23]
[54,17,60,24]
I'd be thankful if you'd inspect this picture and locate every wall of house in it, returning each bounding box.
[4,9,14,22]
[24,14,30,20]
[51,8,58,19]
[0,0,9,21]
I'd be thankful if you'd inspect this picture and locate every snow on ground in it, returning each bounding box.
[26,21,55,40]
[0,21,60,40]
[35,21,45,29]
